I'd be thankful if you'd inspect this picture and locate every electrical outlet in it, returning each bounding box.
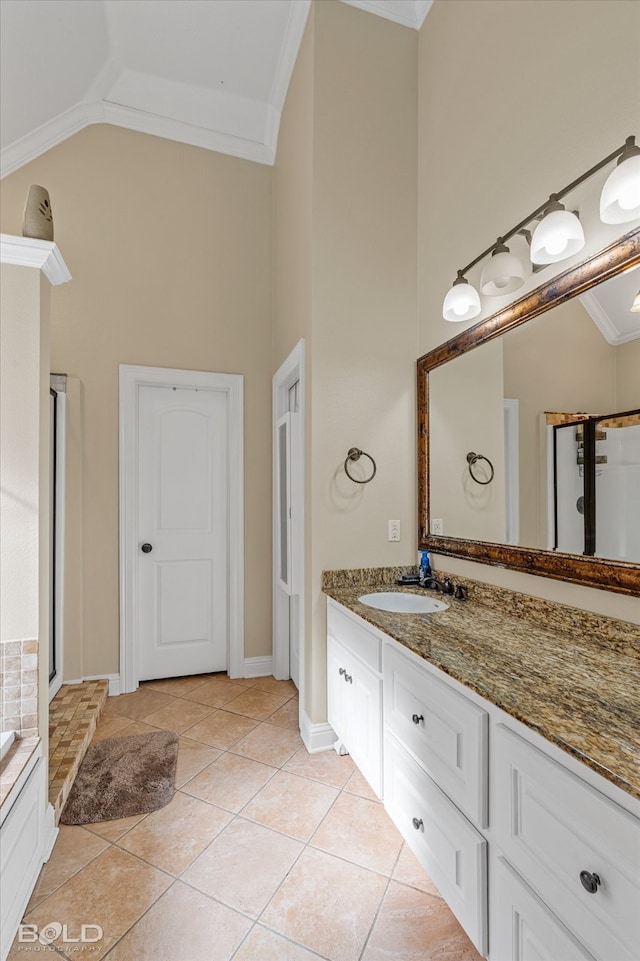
[388,519,401,542]
[431,518,444,535]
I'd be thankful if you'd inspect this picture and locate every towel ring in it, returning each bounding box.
[344,447,377,484]
[467,451,494,485]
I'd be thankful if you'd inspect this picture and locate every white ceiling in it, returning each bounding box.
[0,0,433,178]
[579,266,640,345]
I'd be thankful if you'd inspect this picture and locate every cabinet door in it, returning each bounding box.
[491,856,596,961]
[327,634,382,798]
[493,724,640,961]
[327,634,350,746]
[348,656,382,797]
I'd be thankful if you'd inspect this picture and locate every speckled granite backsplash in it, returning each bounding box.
[323,566,640,800]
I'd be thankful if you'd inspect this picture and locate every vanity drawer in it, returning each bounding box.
[327,600,382,672]
[490,856,596,961]
[384,734,487,956]
[493,724,640,961]
[383,643,488,826]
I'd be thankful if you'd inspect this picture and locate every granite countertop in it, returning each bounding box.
[322,567,640,802]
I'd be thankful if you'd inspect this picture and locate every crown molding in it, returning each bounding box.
[579,288,640,345]
[270,0,312,111]
[0,102,95,179]
[99,100,275,165]
[415,0,434,28]
[341,0,434,29]
[0,234,72,285]
[1,96,276,179]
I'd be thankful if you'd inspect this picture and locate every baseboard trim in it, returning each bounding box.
[299,712,337,754]
[242,656,273,678]
[64,674,120,696]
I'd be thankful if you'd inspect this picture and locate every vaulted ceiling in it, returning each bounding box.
[0,0,433,177]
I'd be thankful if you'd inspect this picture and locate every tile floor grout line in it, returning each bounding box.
[358,872,394,961]
[229,920,332,961]
[24,830,111,915]
[30,679,481,961]
[97,875,183,961]
[174,865,279,926]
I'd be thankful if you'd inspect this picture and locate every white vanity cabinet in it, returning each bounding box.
[325,598,640,961]
[383,639,489,956]
[326,600,383,797]
[490,724,640,961]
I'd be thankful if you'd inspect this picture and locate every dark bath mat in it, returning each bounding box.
[60,730,179,825]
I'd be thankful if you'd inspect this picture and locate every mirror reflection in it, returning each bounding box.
[429,267,640,562]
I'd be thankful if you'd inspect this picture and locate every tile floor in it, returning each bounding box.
[9,674,482,961]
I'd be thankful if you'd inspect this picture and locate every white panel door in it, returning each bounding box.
[138,385,228,680]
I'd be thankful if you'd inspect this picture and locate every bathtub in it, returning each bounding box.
[0,730,16,762]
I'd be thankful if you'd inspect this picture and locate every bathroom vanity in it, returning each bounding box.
[324,572,640,961]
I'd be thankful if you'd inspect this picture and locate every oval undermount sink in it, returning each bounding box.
[358,592,449,614]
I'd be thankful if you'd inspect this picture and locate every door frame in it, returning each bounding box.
[119,364,244,693]
[49,387,66,702]
[272,341,305,705]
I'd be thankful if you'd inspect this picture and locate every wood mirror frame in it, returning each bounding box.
[417,227,640,596]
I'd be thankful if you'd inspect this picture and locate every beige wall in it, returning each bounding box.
[418,0,640,624]
[310,1,418,720]
[273,7,315,703]
[430,338,506,542]
[1,266,42,644]
[0,126,273,676]
[616,338,640,412]
[0,263,51,749]
[274,0,418,722]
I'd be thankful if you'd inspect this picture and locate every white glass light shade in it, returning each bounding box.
[530,205,585,265]
[480,244,525,296]
[631,290,640,313]
[600,152,640,223]
[443,276,481,322]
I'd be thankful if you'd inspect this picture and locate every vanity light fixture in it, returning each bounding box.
[600,136,640,224]
[631,290,640,313]
[442,135,639,322]
[480,239,526,295]
[443,271,481,322]
[530,197,585,265]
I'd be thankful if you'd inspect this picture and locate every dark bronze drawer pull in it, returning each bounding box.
[579,871,601,894]
[412,713,424,725]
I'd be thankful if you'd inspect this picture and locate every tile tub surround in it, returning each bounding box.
[322,568,640,801]
[0,637,39,738]
[49,680,109,822]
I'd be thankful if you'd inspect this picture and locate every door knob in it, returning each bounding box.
[412,714,424,725]
[141,543,153,553]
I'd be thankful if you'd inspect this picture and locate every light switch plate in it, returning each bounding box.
[431,518,444,535]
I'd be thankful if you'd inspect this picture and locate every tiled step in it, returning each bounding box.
[49,680,109,823]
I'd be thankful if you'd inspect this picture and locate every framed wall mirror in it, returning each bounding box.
[417,228,640,595]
